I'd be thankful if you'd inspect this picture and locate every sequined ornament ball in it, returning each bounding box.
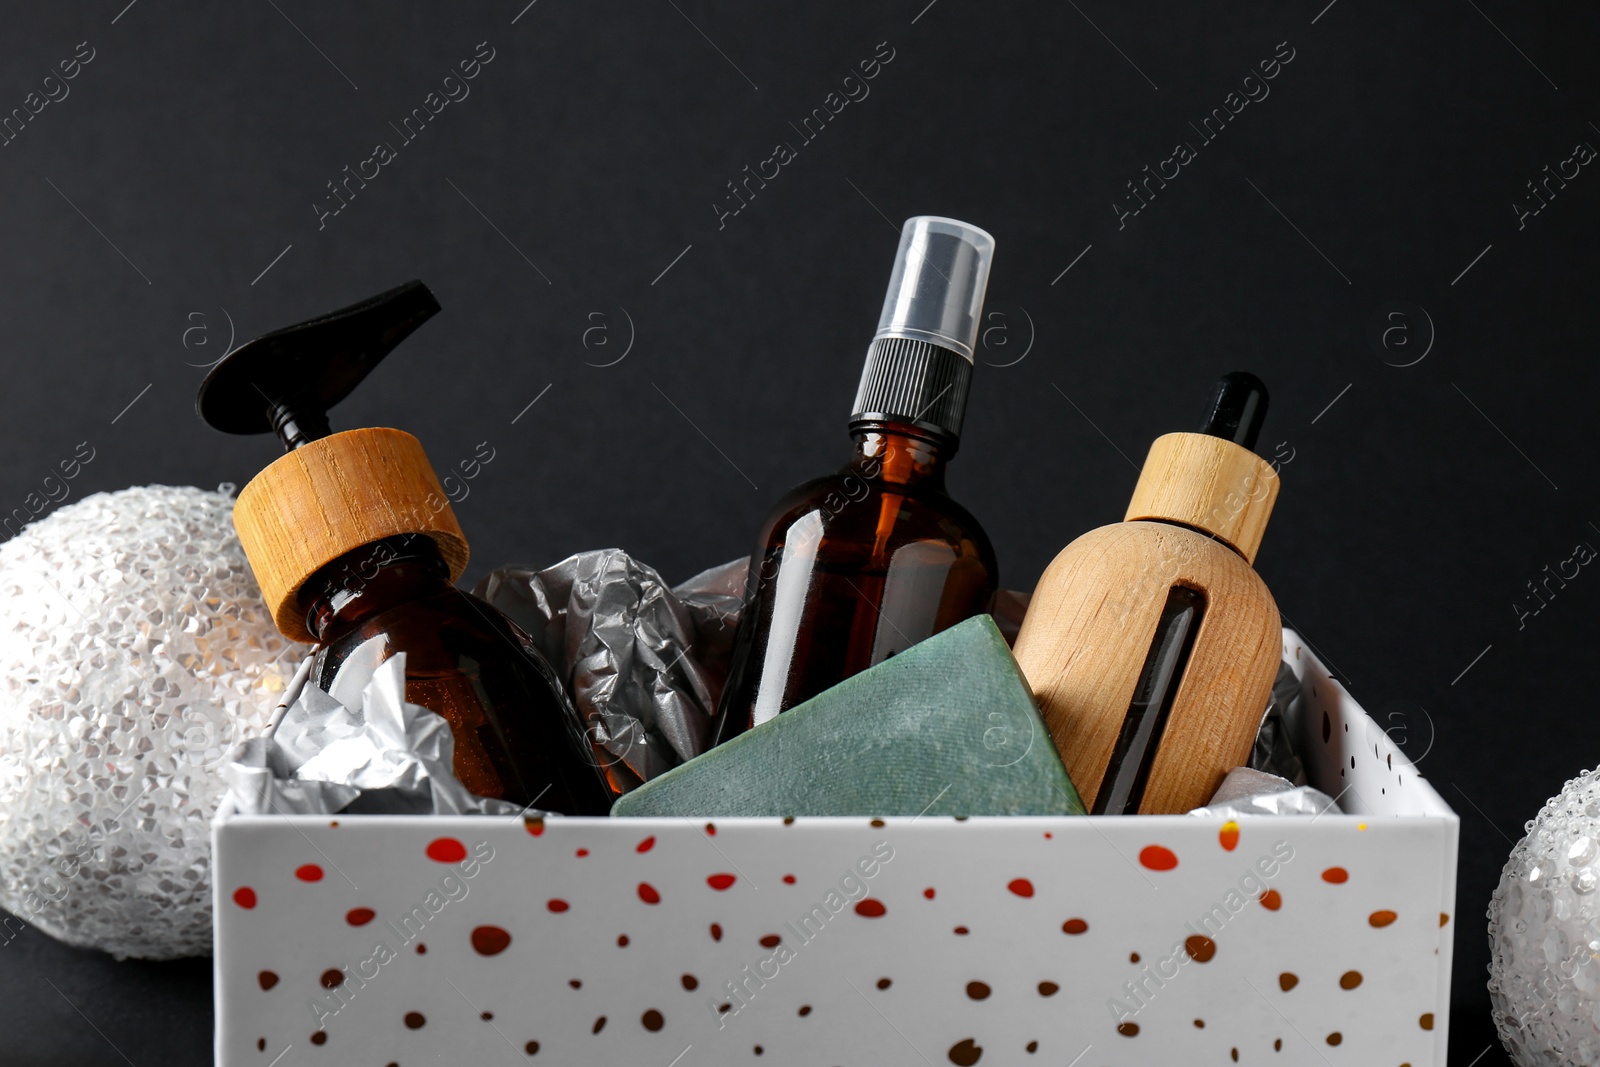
[0,486,295,959]
[1490,766,1600,1065]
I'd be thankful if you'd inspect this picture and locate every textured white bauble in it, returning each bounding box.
[1489,767,1600,1065]
[0,486,296,959]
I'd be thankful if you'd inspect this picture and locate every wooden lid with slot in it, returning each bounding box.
[233,427,469,642]
[1124,431,1279,565]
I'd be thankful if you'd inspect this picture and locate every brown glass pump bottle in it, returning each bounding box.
[197,281,611,814]
[1012,373,1283,815]
[711,217,999,744]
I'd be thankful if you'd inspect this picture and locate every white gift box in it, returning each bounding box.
[213,630,1459,1065]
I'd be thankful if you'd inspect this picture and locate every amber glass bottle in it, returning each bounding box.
[300,534,611,813]
[198,280,611,814]
[713,217,999,743]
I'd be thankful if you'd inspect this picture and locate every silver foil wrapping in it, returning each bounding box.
[1249,659,1308,785]
[224,653,521,817]
[668,556,750,687]
[475,550,746,793]
[1190,765,1340,818]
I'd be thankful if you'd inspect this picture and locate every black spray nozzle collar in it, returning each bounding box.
[196,280,440,451]
[1199,371,1269,453]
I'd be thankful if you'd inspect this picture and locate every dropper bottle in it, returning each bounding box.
[711,217,999,744]
[198,281,611,814]
[1013,372,1284,815]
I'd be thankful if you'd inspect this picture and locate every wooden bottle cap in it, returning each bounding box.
[1124,432,1279,564]
[233,427,469,642]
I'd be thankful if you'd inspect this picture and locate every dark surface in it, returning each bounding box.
[0,1,1593,1063]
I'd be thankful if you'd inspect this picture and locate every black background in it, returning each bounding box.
[0,1,1595,1063]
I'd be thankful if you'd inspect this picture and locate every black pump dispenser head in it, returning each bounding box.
[1199,371,1269,452]
[196,280,440,450]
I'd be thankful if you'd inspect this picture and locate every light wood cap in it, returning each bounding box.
[233,427,469,642]
[1124,432,1279,564]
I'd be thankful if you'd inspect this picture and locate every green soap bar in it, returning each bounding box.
[613,615,1085,818]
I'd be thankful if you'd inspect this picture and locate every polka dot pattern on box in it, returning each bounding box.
[222,814,1449,1063]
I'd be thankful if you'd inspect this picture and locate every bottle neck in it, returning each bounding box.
[849,420,951,489]
[300,534,454,642]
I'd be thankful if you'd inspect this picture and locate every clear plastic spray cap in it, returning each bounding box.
[872,216,996,362]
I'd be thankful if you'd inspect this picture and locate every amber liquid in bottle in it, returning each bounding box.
[300,534,612,815]
[712,421,998,743]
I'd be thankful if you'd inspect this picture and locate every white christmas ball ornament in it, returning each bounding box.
[1489,766,1600,1065]
[0,486,296,959]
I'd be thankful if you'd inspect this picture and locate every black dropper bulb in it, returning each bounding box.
[196,280,441,451]
[1199,371,1269,453]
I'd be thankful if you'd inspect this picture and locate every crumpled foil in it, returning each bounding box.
[224,653,521,817]
[0,486,297,960]
[1488,765,1600,1066]
[668,557,749,689]
[1190,765,1340,817]
[1249,659,1307,784]
[475,550,746,794]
